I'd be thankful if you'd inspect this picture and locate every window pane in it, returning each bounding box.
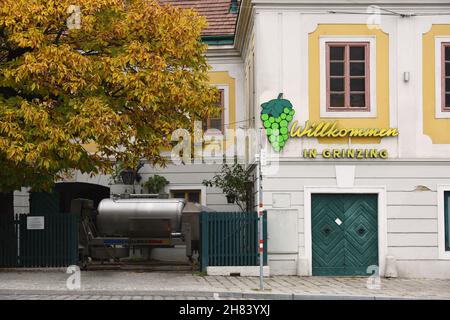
[446,78,450,92]
[172,192,185,199]
[330,62,344,76]
[446,63,450,77]
[350,94,365,108]
[330,94,345,108]
[187,192,200,203]
[446,46,450,61]
[350,62,365,76]
[350,78,365,91]
[215,90,224,106]
[209,118,222,131]
[330,46,344,60]
[330,78,344,91]
[446,94,450,108]
[350,46,365,60]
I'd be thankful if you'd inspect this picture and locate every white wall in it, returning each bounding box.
[247,4,450,278]
[262,161,450,278]
[252,7,450,159]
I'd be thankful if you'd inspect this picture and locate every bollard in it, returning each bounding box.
[385,255,398,278]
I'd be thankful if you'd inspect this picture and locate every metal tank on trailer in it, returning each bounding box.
[72,195,211,267]
[96,198,186,238]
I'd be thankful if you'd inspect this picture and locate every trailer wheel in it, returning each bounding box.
[78,255,89,270]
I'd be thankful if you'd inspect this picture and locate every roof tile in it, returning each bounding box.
[159,0,239,36]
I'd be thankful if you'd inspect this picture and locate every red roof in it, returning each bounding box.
[160,0,239,36]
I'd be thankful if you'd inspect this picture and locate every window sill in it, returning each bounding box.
[320,109,377,118]
[435,111,450,119]
[438,251,450,260]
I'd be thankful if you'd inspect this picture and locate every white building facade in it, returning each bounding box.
[236,0,450,279]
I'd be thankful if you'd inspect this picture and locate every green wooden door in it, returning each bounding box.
[312,194,378,276]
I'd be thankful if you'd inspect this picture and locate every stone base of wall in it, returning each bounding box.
[206,266,270,277]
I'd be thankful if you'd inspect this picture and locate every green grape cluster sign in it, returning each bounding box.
[260,93,295,152]
[260,93,399,158]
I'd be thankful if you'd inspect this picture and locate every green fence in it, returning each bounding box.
[0,213,78,268]
[0,215,19,267]
[200,211,267,271]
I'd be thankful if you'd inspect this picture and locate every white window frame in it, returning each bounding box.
[319,36,377,118]
[434,37,450,119]
[168,185,206,206]
[437,185,450,259]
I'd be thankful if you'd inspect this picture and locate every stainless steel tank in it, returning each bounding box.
[97,198,186,237]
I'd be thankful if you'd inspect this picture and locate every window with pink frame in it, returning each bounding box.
[326,42,370,112]
[442,43,450,112]
[203,89,224,133]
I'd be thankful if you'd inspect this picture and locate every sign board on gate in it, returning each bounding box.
[27,216,45,230]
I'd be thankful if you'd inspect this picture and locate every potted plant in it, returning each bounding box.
[226,194,236,204]
[143,175,169,197]
[120,168,135,185]
[203,163,253,212]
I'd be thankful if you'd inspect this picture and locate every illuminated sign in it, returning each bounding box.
[302,148,388,159]
[260,93,295,152]
[261,93,399,157]
[290,121,399,139]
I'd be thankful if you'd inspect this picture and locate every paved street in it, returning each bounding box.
[0,293,239,300]
[0,270,449,300]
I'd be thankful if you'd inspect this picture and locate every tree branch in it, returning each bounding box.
[54,29,64,44]
[6,47,32,61]
[0,86,57,102]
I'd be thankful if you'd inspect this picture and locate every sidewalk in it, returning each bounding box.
[0,270,449,300]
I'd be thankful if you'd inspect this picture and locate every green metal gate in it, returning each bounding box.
[200,212,267,272]
[312,194,378,276]
[0,213,78,268]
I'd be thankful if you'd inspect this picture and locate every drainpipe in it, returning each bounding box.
[256,128,265,290]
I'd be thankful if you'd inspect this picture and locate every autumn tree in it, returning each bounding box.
[0,0,218,192]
